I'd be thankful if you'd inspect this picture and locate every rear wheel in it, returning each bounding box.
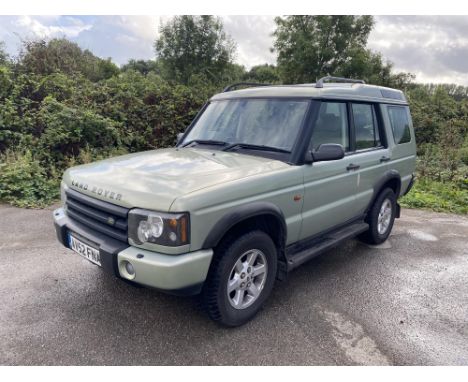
[202,230,277,327]
[359,188,396,245]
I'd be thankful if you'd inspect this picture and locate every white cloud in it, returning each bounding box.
[368,15,468,85]
[14,15,92,38]
[221,15,276,68]
[116,15,167,41]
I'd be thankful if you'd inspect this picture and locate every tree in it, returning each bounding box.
[121,59,163,76]
[154,15,236,85]
[0,41,9,65]
[19,38,119,81]
[272,16,414,88]
[244,64,280,84]
[273,15,374,83]
[339,49,414,88]
[410,83,468,101]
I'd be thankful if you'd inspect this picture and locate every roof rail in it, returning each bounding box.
[315,76,365,88]
[223,82,271,92]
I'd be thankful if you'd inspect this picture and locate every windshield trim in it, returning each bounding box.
[177,97,313,164]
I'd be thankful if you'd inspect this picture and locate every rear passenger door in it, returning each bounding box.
[347,102,392,215]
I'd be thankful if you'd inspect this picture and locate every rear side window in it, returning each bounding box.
[310,102,349,151]
[388,106,411,144]
[352,103,381,150]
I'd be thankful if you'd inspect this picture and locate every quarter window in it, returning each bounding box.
[352,103,381,150]
[310,102,349,151]
[388,106,411,144]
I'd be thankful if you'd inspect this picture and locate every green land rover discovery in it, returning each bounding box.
[53,76,416,326]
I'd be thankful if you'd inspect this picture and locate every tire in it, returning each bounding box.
[359,188,397,245]
[202,230,277,327]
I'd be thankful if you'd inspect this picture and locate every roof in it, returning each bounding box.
[211,83,408,105]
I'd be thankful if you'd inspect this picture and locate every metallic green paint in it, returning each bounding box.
[63,147,289,212]
[57,82,416,293]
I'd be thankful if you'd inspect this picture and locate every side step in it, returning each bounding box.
[286,222,369,271]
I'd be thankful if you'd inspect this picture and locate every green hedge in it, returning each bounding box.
[0,151,59,208]
[0,66,219,207]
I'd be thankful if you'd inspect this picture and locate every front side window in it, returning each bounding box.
[183,99,309,151]
[388,106,411,144]
[352,103,381,150]
[309,102,349,151]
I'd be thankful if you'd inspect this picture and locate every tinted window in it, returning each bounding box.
[183,99,309,151]
[310,102,349,151]
[352,103,381,150]
[388,106,411,144]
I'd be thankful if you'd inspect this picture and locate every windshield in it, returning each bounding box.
[182,99,309,151]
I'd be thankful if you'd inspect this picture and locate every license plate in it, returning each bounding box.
[68,233,101,266]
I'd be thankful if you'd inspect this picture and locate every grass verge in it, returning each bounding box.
[400,178,468,215]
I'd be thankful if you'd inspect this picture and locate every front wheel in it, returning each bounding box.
[359,188,397,245]
[202,230,277,327]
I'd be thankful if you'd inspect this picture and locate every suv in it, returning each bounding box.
[53,76,416,326]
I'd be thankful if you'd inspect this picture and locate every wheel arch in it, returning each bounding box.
[202,202,287,258]
[367,169,401,215]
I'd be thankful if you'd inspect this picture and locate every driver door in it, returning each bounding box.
[299,101,360,240]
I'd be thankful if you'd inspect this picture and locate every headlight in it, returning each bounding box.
[128,209,190,247]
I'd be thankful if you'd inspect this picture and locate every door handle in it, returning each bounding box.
[346,163,360,171]
[380,156,391,163]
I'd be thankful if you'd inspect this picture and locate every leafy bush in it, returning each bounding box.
[37,96,122,165]
[0,151,59,208]
[401,178,468,215]
[19,39,119,82]
[0,48,213,207]
[460,136,468,166]
[0,66,12,98]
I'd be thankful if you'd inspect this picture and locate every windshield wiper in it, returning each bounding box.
[222,143,291,154]
[181,139,227,148]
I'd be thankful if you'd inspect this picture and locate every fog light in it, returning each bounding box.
[124,261,135,276]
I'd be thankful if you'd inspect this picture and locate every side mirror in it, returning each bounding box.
[304,150,314,164]
[309,143,345,163]
[176,132,184,145]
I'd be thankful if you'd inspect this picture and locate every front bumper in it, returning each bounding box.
[53,207,213,295]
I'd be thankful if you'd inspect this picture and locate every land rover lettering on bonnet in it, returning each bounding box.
[70,180,123,201]
[54,77,416,326]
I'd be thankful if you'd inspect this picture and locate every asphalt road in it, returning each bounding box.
[0,204,467,365]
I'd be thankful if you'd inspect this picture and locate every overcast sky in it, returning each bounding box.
[1,15,468,85]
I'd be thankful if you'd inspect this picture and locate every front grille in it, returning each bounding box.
[65,188,129,243]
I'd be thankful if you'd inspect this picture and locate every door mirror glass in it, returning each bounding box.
[311,143,345,162]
